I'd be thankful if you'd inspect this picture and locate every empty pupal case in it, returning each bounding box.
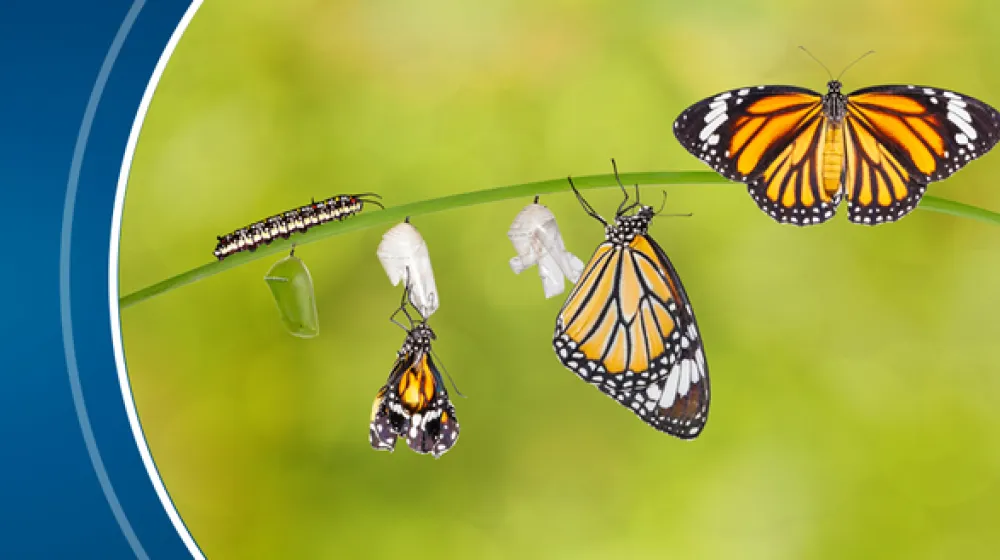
[376,221,439,318]
[507,201,584,298]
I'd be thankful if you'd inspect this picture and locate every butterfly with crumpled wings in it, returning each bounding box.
[369,287,459,458]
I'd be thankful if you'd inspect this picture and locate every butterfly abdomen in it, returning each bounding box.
[822,122,845,197]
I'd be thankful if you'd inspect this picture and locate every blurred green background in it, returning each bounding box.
[119,1,1000,558]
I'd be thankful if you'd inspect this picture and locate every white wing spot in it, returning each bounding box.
[700,111,729,142]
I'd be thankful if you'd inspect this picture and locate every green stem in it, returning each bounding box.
[915,196,1000,226]
[118,170,1000,309]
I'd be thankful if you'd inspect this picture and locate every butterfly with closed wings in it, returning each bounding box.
[553,161,709,439]
[674,56,1000,226]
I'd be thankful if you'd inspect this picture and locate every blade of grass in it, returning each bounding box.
[118,170,1000,309]
[916,195,1000,226]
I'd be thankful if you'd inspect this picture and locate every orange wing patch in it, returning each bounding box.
[843,117,921,224]
[847,92,926,114]
[561,243,615,338]
[745,93,821,115]
[397,354,438,413]
[735,103,823,175]
[848,97,949,176]
[849,106,937,174]
[758,117,833,207]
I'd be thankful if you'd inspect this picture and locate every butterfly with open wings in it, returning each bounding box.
[674,79,1000,226]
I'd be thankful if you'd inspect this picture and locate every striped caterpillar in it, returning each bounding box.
[214,193,383,260]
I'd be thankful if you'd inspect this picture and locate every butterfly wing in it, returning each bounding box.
[554,233,709,438]
[609,234,709,438]
[369,385,398,452]
[843,85,1000,224]
[369,350,459,458]
[674,86,843,225]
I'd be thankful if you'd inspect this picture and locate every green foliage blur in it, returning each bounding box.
[120,1,1000,558]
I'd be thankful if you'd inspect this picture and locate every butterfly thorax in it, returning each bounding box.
[399,323,435,356]
[606,206,654,245]
[822,80,847,124]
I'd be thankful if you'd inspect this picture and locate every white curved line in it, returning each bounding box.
[109,1,206,559]
[62,2,150,557]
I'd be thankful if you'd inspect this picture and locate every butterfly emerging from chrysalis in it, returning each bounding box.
[673,49,1000,226]
[370,287,460,458]
[213,193,383,260]
[553,160,709,439]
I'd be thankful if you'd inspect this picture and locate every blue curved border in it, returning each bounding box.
[59,0,205,557]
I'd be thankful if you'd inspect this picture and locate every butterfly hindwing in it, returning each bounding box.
[745,116,844,225]
[606,233,710,438]
[843,85,1000,224]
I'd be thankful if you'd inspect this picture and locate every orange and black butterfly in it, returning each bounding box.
[370,296,459,458]
[553,161,709,439]
[674,77,1000,226]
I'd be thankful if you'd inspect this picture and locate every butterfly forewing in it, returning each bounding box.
[842,85,1000,224]
[554,217,710,439]
[555,236,684,393]
[673,85,824,181]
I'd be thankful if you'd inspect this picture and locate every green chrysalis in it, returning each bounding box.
[264,249,319,338]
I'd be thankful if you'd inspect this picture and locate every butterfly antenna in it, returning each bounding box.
[612,158,642,216]
[612,159,629,204]
[652,190,693,218]
[655,191,669,216]
[431,348,466,398]
[836,50,876,81]
[798,46,833,81]
[568,176,607,226]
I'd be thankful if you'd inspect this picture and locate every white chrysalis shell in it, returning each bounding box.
[507,203,584,298]
[377,222,439,318]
